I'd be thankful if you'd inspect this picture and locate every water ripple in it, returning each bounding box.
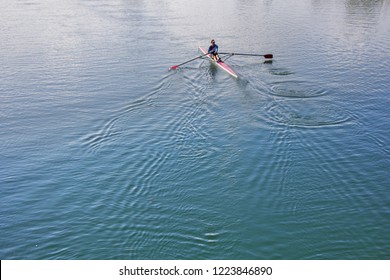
[261,99,353,128]
[268,67,295,76]
[268,80,329,98]
[78,76,171,153]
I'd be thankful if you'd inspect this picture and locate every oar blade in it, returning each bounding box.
[169,65,179,70]
[264,54,273,59]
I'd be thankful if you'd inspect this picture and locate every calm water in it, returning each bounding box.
[1,0,390,259]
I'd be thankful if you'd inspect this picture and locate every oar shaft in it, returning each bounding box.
[170,53,208,70]
[234,53,265,57]
[176,55,204,66]
[219,52,273,59]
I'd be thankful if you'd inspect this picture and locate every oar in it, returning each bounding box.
[169,53,209,70]
[219,52,273,59]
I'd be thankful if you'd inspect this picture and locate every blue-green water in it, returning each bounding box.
[1,0,390,259]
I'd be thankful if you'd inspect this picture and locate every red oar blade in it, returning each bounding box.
[264,54,273,59]
[169,65,179,70]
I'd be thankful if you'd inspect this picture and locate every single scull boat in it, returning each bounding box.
[198,47,238,78]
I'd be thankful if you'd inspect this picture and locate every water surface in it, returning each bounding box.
[1,0,390,259]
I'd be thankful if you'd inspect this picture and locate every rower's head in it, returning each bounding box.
[211,39,215,45]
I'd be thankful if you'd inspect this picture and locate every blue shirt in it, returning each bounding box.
[208,44,219,53]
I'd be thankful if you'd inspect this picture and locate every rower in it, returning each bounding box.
[208,39,222,62]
